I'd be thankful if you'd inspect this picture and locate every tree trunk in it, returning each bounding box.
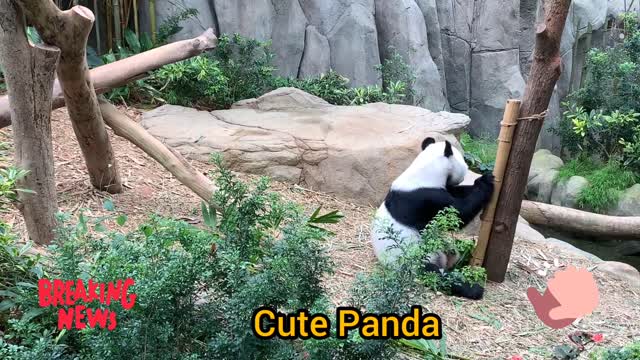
[0,1,60,244]
[483,0,573,282]
[98,100,217,204]
[15,1,122,193]
[520,200,640,239]
[0,29,218,129]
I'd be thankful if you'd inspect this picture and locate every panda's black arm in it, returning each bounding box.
[449,184,493,225]
[446,185,475,199]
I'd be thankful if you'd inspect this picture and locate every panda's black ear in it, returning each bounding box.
[421,137,436,150]
[444,141,453,157]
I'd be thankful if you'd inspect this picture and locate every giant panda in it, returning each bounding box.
[370,137,495,299]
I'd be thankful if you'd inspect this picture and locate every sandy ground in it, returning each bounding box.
[0,106,638,359]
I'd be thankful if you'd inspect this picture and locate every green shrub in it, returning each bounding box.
[2,155,460,359]
[554,158,637,213]
[556,13,640,172]
[153,56,228,108]
[376,47,416,105]
[211,34,277,108]
[555,156,599,184]
[576,161,637,213]
[156,8,200,45]
[570,13,640,114]
[460,133,497,173]
[590,341,640,360]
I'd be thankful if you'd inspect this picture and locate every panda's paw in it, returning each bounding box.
[475,173,495,193]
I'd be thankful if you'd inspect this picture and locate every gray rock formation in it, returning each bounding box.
[526,150,640,216]
[298,26,330,78]
[597,261,640,289]
[374,0,448,110]
[612,184,640,216]
[551,176,589,208]
[141,88,470,206]
[139,0,610,143]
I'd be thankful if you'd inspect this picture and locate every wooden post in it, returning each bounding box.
[0,0,60,244]
[483,0,572,282]
[99,99,218,206]
[16,1,123,193]
[471,99,521,267]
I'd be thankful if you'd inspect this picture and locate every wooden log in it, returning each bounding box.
[520,200,640,239]
[0,1,60,244]
[471,99,521,266]
[484,0,572,282]
[98,100,217,205]
[0,28,218,128]
[15,2,122,193]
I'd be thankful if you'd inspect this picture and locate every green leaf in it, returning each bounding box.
[94,222,107,233]
[103,199,115,211]
[116,214,127,226]
[0,299,15,312]
[140,33,154,51]
[21,307,46,322]
[87,46,105,68]
[140,224,153,237]
[16,281,37,288]
[124,29,142,54]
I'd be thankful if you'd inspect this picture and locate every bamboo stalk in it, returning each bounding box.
[133,0,139,36]
[94,0,101,54]
[113,0,121,45]
[470,99,522,267]
[149,0,157,43]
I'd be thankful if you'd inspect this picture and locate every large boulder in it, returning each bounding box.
[550,175,589,208]
[141,88,470,206]
[529,149,564,181]
[611,184,640,216]
[527,150,564,203]
[596,261,640,289]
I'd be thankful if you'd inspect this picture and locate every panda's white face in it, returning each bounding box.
[391,139,468,192]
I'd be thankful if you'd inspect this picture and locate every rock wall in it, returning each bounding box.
[139,0,611,145]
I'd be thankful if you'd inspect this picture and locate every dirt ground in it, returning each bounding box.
[1,106,638,359]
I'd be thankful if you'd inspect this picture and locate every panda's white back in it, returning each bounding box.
[371,202,422,263]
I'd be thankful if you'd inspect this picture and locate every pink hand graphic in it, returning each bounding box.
[527,266,599,329]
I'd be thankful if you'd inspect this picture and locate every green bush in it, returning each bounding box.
[556,13,640,173]
[376,47,416,105]
[576,161,637,213]
[460,133,497,173]
[555,158,637,212]
[590,341,640,360]
[2,155,461,360]
[149,33,413,109]
[156,8,200,45]
[569,13,640,114]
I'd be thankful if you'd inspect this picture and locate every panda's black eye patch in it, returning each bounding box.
[422,137,436,150]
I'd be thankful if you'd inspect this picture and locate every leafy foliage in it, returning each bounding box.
[156,8,200,45]
[576,162,637,213]
[569,13,640,115]
[1,156,461,359]
[555,13,640,175]
[554,158,637,213]
[460,133,497,173]
[590,341,640,360]
[376,47,416,105]
[0,167,33,212]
